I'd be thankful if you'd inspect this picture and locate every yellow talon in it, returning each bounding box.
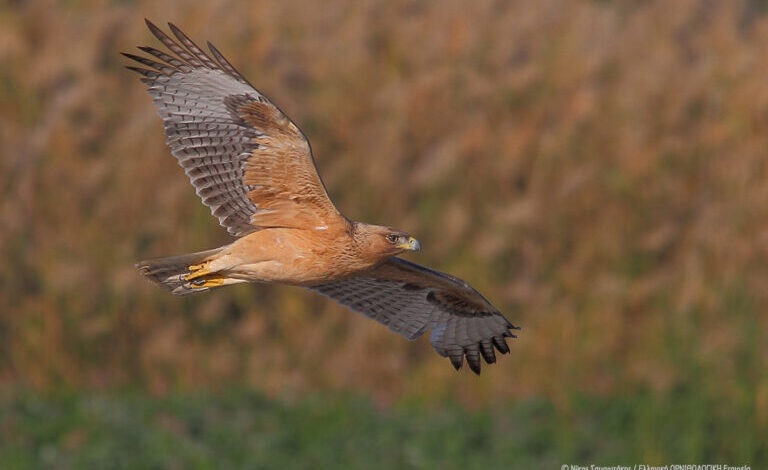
[188,263,206,271]
[188,277,224,289]
[185,262,212,281]
[185,270,211,281]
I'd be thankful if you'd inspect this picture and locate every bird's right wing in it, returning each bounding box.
[124,21,345,237]
[310,257,519,374]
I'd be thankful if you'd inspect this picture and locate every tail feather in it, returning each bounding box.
[136,247,224,295]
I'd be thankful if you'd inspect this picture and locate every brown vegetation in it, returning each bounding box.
[1,0,767,412]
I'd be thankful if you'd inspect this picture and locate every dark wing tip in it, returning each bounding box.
[449,353,463,371]
[465,346,483,375]
[124,65,158,79]
[145,18,162,35]
[120,51,165,71]
[467,357,482,375]
[492,336,510,355]
[167,22,217,69]
[167,21,181,34]
[206,40,252,86]
[480,341,496,364]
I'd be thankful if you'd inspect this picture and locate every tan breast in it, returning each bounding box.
[221,225,379,285]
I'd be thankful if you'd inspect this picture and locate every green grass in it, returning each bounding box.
[0,386,764,470]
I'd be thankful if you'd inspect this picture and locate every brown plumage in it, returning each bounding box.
[126,20,519,375]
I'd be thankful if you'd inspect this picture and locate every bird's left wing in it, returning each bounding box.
[310,257,519,374]
[123,21,345,237]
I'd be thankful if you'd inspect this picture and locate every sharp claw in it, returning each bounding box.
[185,262,211,281]
[189,277,224,288]
[185,270,210,281]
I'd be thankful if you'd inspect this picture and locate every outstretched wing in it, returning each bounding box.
[310,257,519,375]
[124,20,344,237]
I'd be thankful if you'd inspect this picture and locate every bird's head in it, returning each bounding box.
[353,223,421,260]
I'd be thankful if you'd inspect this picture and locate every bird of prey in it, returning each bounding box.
[125,20,519,374]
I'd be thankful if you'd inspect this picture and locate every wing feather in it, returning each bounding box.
[168,22,219,69]
[137,46,190,70]
[310,257,519,375]
[124,20,344,236]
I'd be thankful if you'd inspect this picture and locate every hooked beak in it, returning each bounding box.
[398,237,421,252]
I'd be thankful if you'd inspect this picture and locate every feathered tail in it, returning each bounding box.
[136,247,225,295]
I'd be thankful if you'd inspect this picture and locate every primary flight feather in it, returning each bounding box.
[126,20,519,375]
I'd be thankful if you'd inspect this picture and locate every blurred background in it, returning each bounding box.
[1,0,767,468]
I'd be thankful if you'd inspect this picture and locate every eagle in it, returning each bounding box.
[125,20,519,375]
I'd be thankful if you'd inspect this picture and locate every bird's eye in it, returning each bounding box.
[387,234,399,243]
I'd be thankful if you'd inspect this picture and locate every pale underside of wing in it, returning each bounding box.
[310,257,519,375]
[124,20,344,237]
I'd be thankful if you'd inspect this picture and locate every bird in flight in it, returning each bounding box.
[124,20,519,374]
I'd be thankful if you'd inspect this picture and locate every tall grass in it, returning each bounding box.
[0,0,766,432]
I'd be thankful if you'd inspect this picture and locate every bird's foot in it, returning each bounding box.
[185,262,212,281]
[189,276,224,289]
